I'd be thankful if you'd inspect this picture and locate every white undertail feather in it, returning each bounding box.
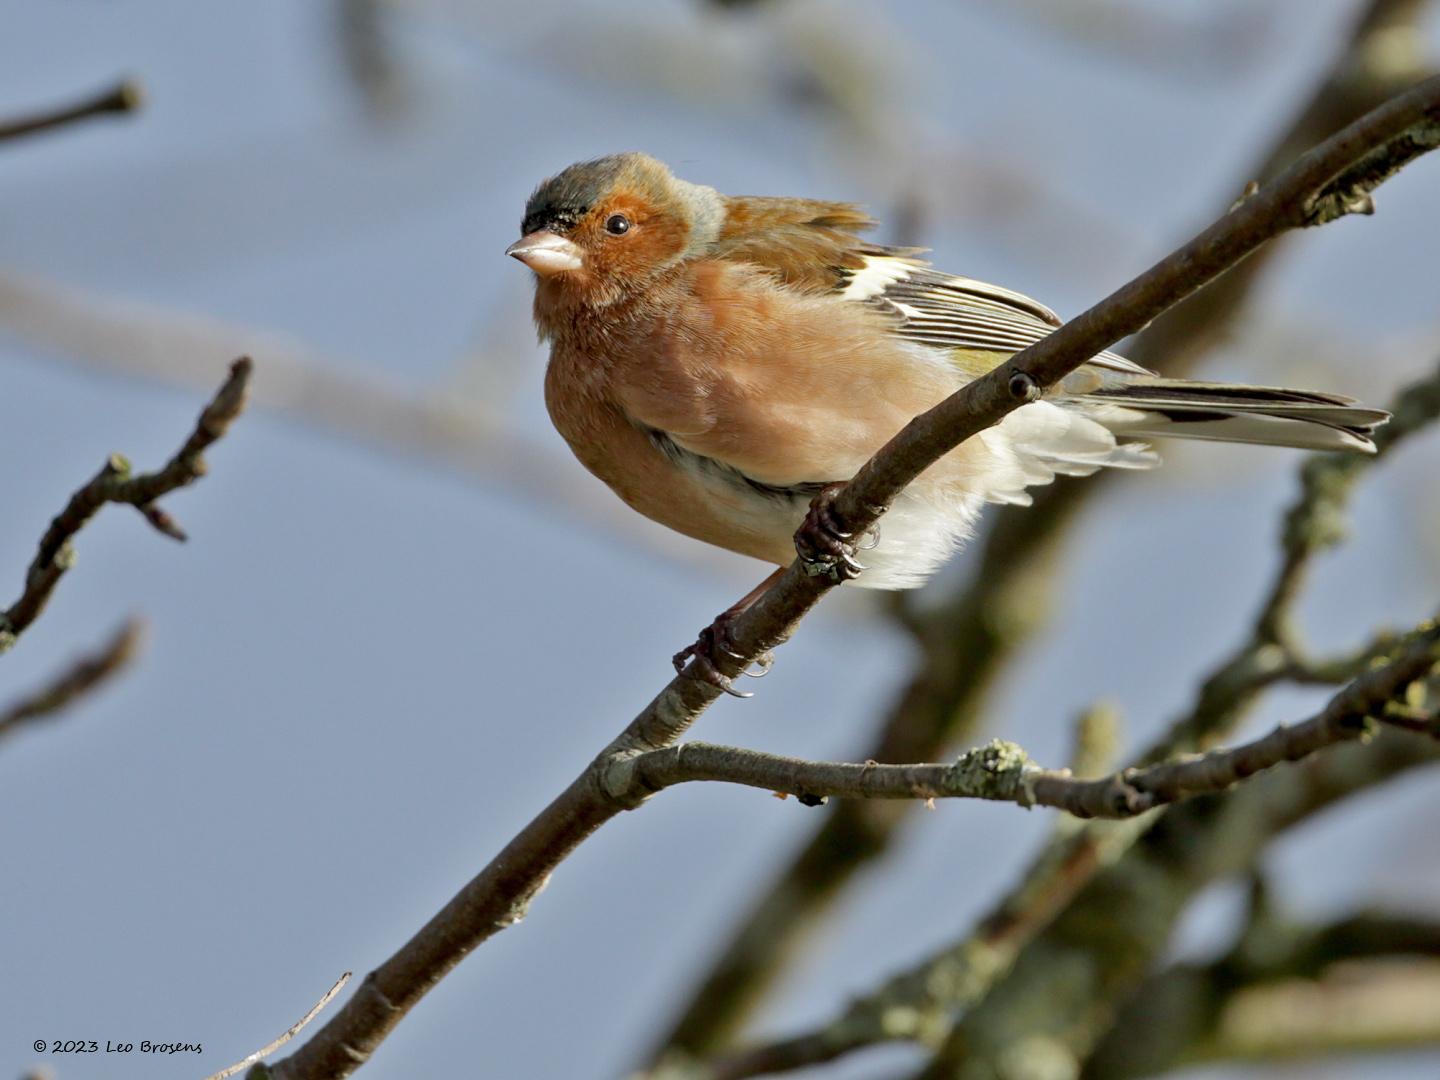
[851,401,1159,589]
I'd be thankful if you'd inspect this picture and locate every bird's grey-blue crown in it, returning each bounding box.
[521,155,635,236]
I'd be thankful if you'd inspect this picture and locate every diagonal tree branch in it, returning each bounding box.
[251,76,1440,1080]
[649,0,1440,1053]
[1,357,252,653]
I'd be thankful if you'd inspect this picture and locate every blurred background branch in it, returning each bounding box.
[1084,893,1440,1078]
[965,0,1274,80]
[0,272,713,569]
[0,619,144,749]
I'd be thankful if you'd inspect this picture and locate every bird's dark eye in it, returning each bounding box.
[605,214,631,236]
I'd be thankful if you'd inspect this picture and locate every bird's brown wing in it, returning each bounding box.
[608,259,951,489]
[712,197,1153,379]
[712,195,917,293]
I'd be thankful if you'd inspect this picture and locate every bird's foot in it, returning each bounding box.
[794,483,877,583]
[673,612,774,699]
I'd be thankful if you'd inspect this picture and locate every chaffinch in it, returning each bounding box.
[507,153,1387,690]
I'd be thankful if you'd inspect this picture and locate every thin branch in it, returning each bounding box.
[1193,960,1440,1065]
[205,972,352,1080]
[0,619,145,747]
[263,77,1440,1080]
[0,358,252,653]
[0,79,142,144]
[624,627,1438,818]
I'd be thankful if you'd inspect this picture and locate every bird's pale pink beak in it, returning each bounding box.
[505,231,583,275]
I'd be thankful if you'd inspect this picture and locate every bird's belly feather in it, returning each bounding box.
[544,361,803,567]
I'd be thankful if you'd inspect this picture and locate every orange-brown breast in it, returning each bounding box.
[543,337,800,567]
[604,260,961,486]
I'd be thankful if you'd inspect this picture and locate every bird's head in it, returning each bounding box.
[507,153,723,306]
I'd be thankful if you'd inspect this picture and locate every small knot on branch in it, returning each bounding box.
[1008,370,1039,402]
[1229,179,1261,211]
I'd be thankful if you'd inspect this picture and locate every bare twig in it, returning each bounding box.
[0,79,142,144]
[0,357,252,653]
[205,972,352,1080]
[256,77,1440,1080]
[0,619,145,747]
[623,627,1438,817]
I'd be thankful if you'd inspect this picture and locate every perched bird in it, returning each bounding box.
[507,152,1387,690]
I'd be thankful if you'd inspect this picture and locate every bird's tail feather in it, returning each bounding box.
[1074,378,1389,454]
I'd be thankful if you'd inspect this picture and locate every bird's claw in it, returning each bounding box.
[673,616,774,698]
[743,651,774,678]
[795,483,876,582]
